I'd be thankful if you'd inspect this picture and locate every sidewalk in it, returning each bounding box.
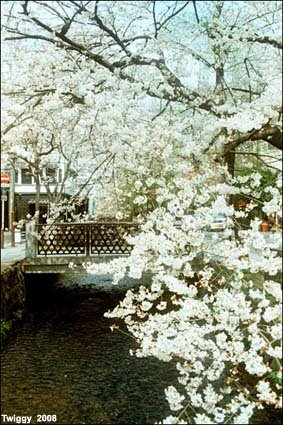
[1,231,26,272]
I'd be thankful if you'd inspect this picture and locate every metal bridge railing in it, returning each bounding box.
[33,222,140,257]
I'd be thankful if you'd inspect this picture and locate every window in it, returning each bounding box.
[21,168,32,184]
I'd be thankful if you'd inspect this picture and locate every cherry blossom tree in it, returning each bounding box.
[2,1,281,151]
[1,1,282,423]
[1,40,114,222]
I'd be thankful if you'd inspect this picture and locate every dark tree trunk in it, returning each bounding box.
[34,158,41,226]
[35,175,41,226]
[224,150,235,176]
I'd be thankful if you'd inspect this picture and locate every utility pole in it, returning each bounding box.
[1,195,5,249]
[9,155,16,247]
[1,172,10,248]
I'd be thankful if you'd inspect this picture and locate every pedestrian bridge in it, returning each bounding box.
[21,221,283,274]
[23,221,139,273]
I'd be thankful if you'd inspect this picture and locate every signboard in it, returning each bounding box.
[1,172,10,184]
[1,195,8,202]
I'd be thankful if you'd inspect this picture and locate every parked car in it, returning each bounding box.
[208,213,227,232]
[175,212,230,232]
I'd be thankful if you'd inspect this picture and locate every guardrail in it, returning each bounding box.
[26,221,140,257]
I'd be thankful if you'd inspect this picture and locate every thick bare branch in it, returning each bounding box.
[224,125,282,155]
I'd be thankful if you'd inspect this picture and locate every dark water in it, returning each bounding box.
[1,275,281,425]
[1,275,177,425]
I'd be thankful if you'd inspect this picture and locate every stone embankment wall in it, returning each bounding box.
[1,262,25,321]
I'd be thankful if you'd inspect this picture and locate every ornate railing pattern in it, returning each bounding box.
[35,222,140,256]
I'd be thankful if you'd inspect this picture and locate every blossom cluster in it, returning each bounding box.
[88,161,282,424]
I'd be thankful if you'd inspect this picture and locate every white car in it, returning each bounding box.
[209,214,227,231]
[175,213,231,233]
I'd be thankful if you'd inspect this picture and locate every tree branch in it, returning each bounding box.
[224,124,282,155]
[151,100,171,121]
[157,1,190,33]
[192,1,200,24]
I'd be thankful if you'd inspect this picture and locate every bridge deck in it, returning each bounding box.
[22,255,128,274]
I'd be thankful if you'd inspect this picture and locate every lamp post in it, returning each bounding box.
[9,154,16,247]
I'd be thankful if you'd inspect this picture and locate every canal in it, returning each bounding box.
[1,274,177,425]
[1,274,281,425]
